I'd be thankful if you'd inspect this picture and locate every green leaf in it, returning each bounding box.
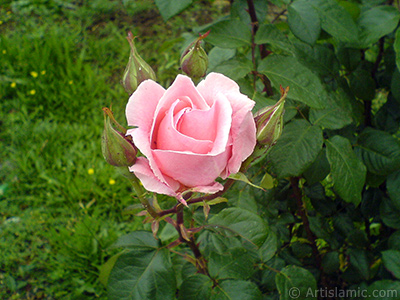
[159,222,179,243]
[339,0,360,20]
[348,248,370,280]
[178,274,212,300]
[259,232,278,262]
[228,172,264,190]
[260,172,275,190]
[275,265,317,300]
[209,247,255,280]
[108,248,176,300]
[336,46,361,72]
[388,170,400,210]
[362,188,383,218]
[355,128,400,176]
[208,207,268,248]
[207,47,236,72]
[288,0,320,45]
[268,119,323,178]
[374,96,400,134]
[154,0,192,21]
[111,231,159,249]
[233,188,258,214]
[395,28,400,72]
[99,252,124,287]
[391,69,400,103]
[198,231,243,257]
[322,252,340,274]
[254,24,294,53]
[309,89,353,129]
[213,57,253,81]
[349,67,376,101]
[389,231,400,251]
[211,279,262,300]
[258,55,326,109]
[382,250,400,280]
[293,42,340,77]
[358,6,400,47]
[307,0,359,44]
[381,197,400,229]
[206,19,252,49]
[303,149,330,185]
[326,136,366,206]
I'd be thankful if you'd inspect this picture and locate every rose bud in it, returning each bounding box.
[180,31,210,81]
[254,86,288,146]
[122,32,156,95]
[102,107,137,167]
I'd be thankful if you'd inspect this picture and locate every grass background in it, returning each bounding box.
[0,0,223,298]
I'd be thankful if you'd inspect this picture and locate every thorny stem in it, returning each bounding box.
[290,177,322,270]
[118,167,160,219]
[175,205,210,276]
[246,0,274,96]
[290,178,331,300]
[247,0,259,92]
[130,177,160,219]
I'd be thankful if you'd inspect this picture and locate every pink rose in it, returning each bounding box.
[126,73,256,202]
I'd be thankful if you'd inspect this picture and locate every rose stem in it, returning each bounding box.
[129,174,159,219]
[175,205,210,276]
[290,177,322,270]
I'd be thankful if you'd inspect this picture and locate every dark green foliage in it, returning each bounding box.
[4,0,400,299]
[127,0,400,298]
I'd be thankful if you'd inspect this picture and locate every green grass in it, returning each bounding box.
[0,0,221,298]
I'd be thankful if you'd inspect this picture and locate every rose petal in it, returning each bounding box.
[208,94,233,155]
[178,107,217,142]
[224,111,257,177]
[197,73,240,106]
[197,74,257,177]
[126,79,165,129]
[129,157,179,196]
[156,100,213,154]
[151,75,209,136]
[177,93,233,152]
[190,182,224,194]
[152,149,230,187]
[126,80,173,186]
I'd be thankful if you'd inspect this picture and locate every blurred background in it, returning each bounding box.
[0,0,226,298]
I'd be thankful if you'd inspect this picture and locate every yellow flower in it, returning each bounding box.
[68,80,73,85]
[29,89,36,95]
[109,179,116,185]
[88,168,94,175]
[0,21,3,25]
[2,50,5,54]
[30,71,38,78]
[7,11,11,15]
[41,70,46,75]
[10,82,16,88]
